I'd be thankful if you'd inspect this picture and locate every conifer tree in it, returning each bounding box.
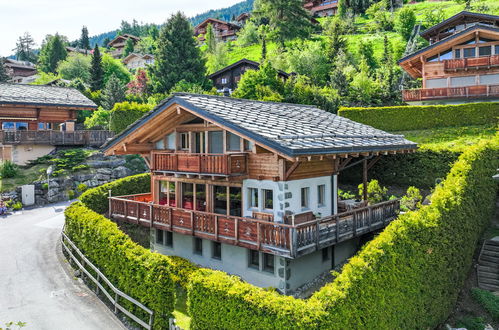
[205,23,217,54]
[101,74,126,110]
[123,38,135,57]
[90,45,104,91]
[80,26,90,52]
[38,34,68,73]
[13,32,37,62]
[0,58,9,82]
[150,12,206,94]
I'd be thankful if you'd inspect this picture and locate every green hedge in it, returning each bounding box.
[79,173,151,214]
[338,102,499,131]
[109,102,154,134]
[187,136,499,329]
[65,202,175,329]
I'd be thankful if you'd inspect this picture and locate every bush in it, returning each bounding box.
[471,288,499,321]
[77,183,88,193]
[79,173,150,214]
[11,201,22,211]
[67,190,75,200]
[357,179,388,204]
[109,102,153,134]
[400,186,422,211]
[0,161,18,178]
[338,103,499,131]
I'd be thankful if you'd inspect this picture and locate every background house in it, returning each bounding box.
[194,18,241,42]
[399,11,499,104]
[3,59,38,84]
[107,34,141,58]
[303,0,338,17]
[122,53,155,70]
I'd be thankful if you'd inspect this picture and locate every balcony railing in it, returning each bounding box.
[0,130,114,147]
[108,194,400,258]
[444,55,499,71]
[402,84,499,102]
[151,152,248,176]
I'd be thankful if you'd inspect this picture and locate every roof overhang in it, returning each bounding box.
[420,11,499,40]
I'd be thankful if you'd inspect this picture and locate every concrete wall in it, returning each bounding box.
[10,144,55,165]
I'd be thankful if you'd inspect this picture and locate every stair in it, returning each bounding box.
[477,237,499,292]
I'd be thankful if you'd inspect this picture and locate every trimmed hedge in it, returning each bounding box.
[80,173,151,214]
[187,136,499,329]
[109,102,154,134]
[338,102,499,131]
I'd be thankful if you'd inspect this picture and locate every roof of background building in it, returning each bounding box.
[420,11,499,40]
[207,58,290,79]
[0,83,97,108]
[104,93,416,157]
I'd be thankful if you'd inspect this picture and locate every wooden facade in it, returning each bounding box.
[194,18,241,42]
[107,34,141,58]
[399,12,499,104]
[303,0,338,17]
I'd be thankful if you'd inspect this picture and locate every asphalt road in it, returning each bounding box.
[0,201,125,330]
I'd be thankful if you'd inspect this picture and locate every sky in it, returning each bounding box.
[0,0,243,57]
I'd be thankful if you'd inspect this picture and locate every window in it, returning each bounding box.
[263,189,273,210]
[193,237,203,255]
[226,132,241,151]
[322,247,330,262]
[426,78,447,88]
[213,185,227,215]
[463,47,476,58]
[248,188,258,209]
[168,182,176,207]
[248,250,260,269]
[480,74,499,85]
[301,187,310,209]
[439,48,452,61]
[212,242,222,260]
[455,49,461,59]
[450,76,476,87]
[263,253,274,273]
[195,184,207,211]
[181,183,194,210]
[16,122,28,130]
[426,54,438,62]
[229,187,242,217]
[179,132,190,150]
[495,45,499,55]
[318,185,326,207]
[209,131,223,153]
[479,46,492,57]
[155,139,165,149]
[156,229,164,245]
[165,231,173,247]
[243,140,254,151]
[166,133,176,149]
[2,122,14,130]
[221,78,228,84]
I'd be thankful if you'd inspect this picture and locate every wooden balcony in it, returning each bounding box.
[444,55,499,72]
[109,194,400,258]
[0,130,114,147]
[402,84,499,102]
[151,152,248,176]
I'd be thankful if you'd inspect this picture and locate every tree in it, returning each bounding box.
[126,69,149,98]
[365,1,394,32]
[103,37,111,49]
[80,26,90,52]
[109,102,154,133]
[396,7,417,41]
[206,43,229,73]
[123,38,135,57]
[358,41,377,72]
[236,20,259,47]
[13,32,37,62]
[136,36,157,54]
[205,23,217,54]
[38,34,68,74]
[101,74,126,110]
[253,0,314,49]
[322,17,347,64]
[90,45,104,91]
[233,62,285,100]
[258,25,270,61]
[150,12,206,94]
[0,58,10,82]
[57,54,91,82]
[101,53,132,85]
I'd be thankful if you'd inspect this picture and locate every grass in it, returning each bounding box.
[456,316,488,330]
[0,163,48,192]
[393,124,498,152]
[471,288,499,321]
[173,287,191,329]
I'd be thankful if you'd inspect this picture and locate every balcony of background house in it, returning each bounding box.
[403,84,499,102]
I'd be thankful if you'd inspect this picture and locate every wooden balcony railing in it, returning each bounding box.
[402,84,499,102]
[444,55,499,71]
[108,194,400,258]
[0,130,114,147]
[151,152,248,176]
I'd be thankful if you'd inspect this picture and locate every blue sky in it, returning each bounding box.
[0,0,242,57]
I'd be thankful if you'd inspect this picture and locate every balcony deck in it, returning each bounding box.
[151,152,248,177]
[444,55,499,72]
[0,130,114,147]
[402,84,499,102]
[109,194,400,258]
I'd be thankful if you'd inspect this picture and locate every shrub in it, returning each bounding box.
[72,164,89,171]
[76,183,88,193]
[400,186,422,211]
[67,190,75,200]
[11,201,22,211]
[0,161,18,178]
[338,103,499,131]
[79,173,150,214]
[357,179,388,204]
[471,288,499,321]
[42,183,49,190]
[109,102,153,134]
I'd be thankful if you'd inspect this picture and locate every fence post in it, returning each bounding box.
[108,190,112,217]
[150,204,154,228]
[114,293,119,313]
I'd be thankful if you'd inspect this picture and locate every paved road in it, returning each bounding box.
[0,201,125,330]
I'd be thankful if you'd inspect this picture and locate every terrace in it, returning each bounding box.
[0,130,113,147]
[108,193,400,259]
[402,84,499,102]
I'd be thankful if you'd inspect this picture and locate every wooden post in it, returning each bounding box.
[362,158,368,203]
[315,220,320,250]
[124,201,128,220]
[108,190,112,217]
[215,215,219,240]
[235,218,239,243]
[257,222,261,250]
[150,204,154,228]
[191,211,195,235]
[136,202,140,224]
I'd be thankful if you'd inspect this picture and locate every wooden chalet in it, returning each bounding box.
[236,13,251,26]
[399,11,499,104]
[208,58,290,94]
[304,0,338,17]
[3,59,38,84]
[122,53,155,70]
[194,18,241,42]
[0,83,112,164]
[103,93,416,293]
[107,34,141,58]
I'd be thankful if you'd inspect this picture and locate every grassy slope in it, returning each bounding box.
[1,164,48,192]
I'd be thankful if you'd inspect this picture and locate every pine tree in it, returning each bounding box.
[258,25,270,61]
[150,12,206,94]
[80,26,90,53]
[123,38,135,58]
[0,58,9,82]
[253,0,313,49]
[90,45,104,91]
[205,23,217,54]
[38,34,68,73]
[13,32,37,62]
[101,74,126,110]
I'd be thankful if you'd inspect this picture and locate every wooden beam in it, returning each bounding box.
[362,158,368,202]
[367,156,381,171]
[337,158,352,172]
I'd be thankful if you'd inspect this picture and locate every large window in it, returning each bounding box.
[195,184,206,211]
[480,74,499,85]
[213,185,227,215]
[479,46,492,57]
[439,48,452,61]
[158,181,169,205]
[226,132,241,151]
[165,231,173,247]
[156,229,164,245]
[426,78,447,89]
[248,188,258,209]
[318,185,326,207]
[181,183,194,210]
[301,187,310,209]
[263,253,274,273]
[2,122,14,130]
[209,131,223,154]
[463,47,476,58]
[229,187,242,217]
[263,189,273,210]
[450,76,476,87]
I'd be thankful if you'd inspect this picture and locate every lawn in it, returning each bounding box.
[1,163,48,192]
[172,287,191,329]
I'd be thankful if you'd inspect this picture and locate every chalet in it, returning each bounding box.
[399,11,499,104]
[194,18,241,42]
[208,59,290,94]
[3,59,38,84]
[122,53,155,70]
[107,34,141,59]
[304,0,338,17]
[0,83,111,165]
[65,46,90,55]
[103,93,417,294]
[236,13,251,26]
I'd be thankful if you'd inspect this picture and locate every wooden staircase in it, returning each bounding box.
[477,237,499,292]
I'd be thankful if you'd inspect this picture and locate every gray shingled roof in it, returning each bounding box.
[104,93,416,157]
[0,83,97,108]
